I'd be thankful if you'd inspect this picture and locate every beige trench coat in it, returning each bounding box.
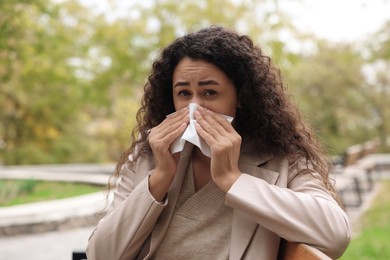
[86,143,351,260]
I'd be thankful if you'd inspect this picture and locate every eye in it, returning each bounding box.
[178,90,192,96]
[204,90,217,96]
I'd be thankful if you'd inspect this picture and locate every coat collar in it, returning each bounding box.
[231,141,281,259]
[147,141,279,258]
[148,143,194,257]
[238,141,278,184]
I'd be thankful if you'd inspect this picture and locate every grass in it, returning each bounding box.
[340,180,390,260]
[0,179,103,207]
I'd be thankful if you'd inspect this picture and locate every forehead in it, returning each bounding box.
[173,57,226,79]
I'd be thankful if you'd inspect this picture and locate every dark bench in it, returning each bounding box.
[72,251,87,260]
[335,139,381,208]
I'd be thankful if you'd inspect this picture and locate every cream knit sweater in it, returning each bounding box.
[154,162,233,259]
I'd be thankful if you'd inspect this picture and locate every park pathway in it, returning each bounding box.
[0,226,94,260]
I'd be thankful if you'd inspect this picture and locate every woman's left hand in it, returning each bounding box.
[195,107,242,192]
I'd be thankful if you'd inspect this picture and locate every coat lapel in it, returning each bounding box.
[230,150,280,260]
[147,143,194,256]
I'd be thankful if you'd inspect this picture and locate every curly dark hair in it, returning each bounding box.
[111,26,341,205]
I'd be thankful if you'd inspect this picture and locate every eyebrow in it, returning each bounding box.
[173,80,219,88]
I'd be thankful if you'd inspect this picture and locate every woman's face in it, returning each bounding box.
[172,57,238,117]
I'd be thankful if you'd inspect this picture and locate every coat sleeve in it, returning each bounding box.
[225,159,352,259]
[86,158,166,260]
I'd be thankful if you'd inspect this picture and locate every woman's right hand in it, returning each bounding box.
[148,107,189,201]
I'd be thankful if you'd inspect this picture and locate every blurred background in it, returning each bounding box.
[1,0,390,259]
[0,0,390,260]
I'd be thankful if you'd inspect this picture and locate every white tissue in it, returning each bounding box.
[170,103,233,157]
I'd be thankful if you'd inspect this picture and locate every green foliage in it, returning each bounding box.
[364,22,390,152]
[0,179,39,205]
[0,0,139,164]
[0,179,38,205]
[0,0,92,164]
[19,179,39,193]
[0,0,389,164]
[0,179,102,206]
[340,181,390,259]
[369,21,390,61]
[285,41,377,154]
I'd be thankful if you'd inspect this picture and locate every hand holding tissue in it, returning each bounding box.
[170,103,233,157]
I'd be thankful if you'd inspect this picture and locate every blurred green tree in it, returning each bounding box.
[0,0,102,164]
[1,0,387,165]
[363,21,390,151]
[286,41,374,154]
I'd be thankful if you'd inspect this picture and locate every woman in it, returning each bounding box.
[87,26,351,259]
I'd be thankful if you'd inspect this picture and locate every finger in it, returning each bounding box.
[195,109,227,140]
[166,106,189,118]
[195,119,241,157]
[194,114,227,149]
[205,109,235,133]
[149,109,189,146]
[153,107,189,133]
[194,111,216,140]
[154,116,188,134]
[150,121,187,143]
[199,107,234,131]
[149,123,187,157]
